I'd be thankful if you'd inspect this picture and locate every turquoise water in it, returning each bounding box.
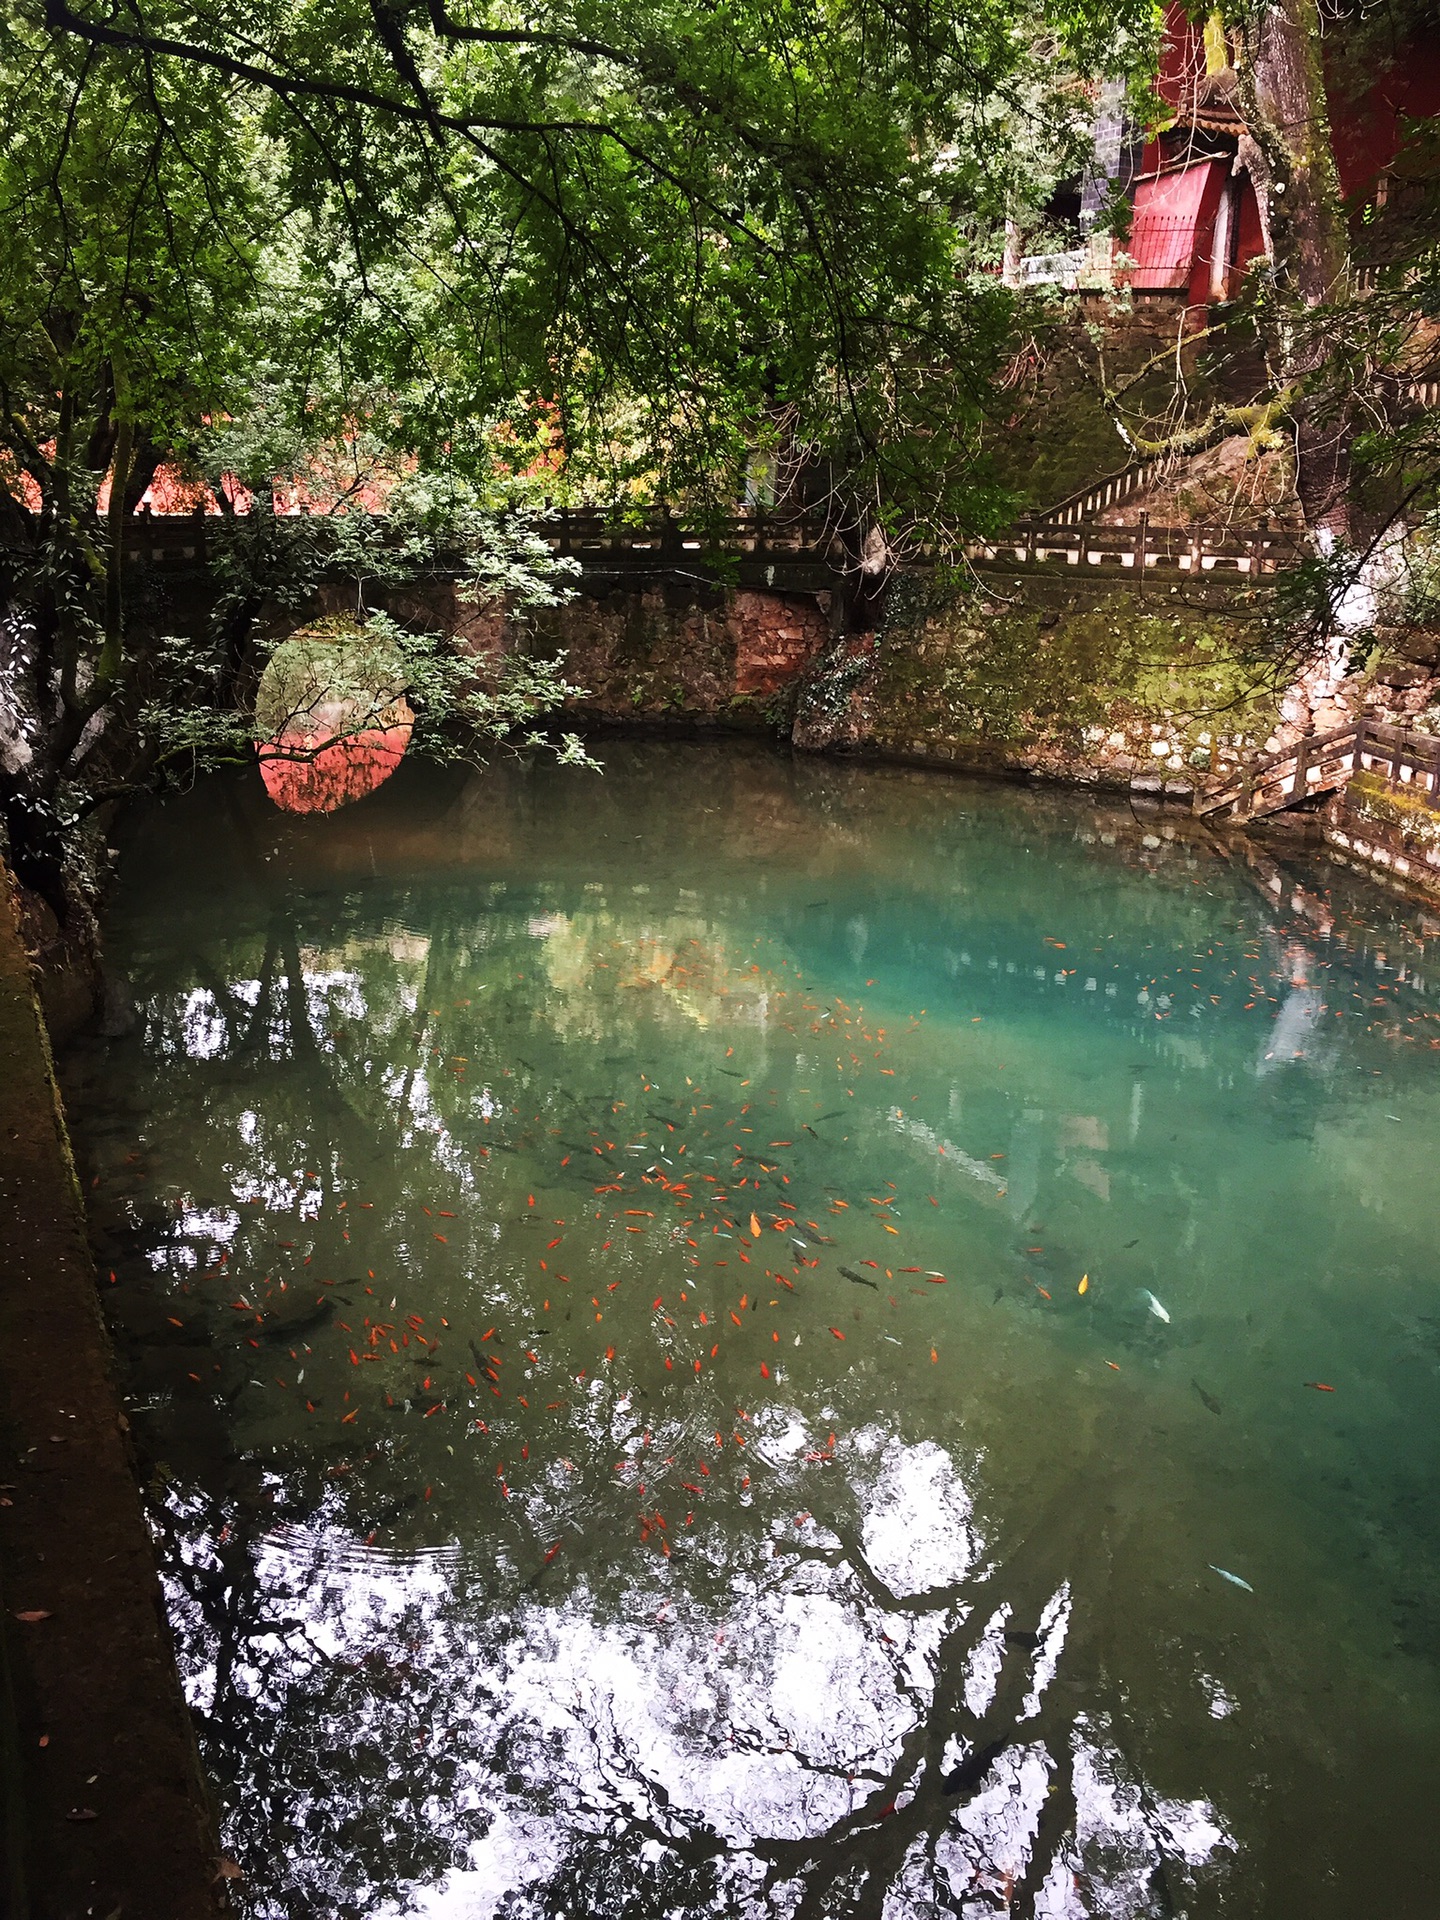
[65,743,1440,1918]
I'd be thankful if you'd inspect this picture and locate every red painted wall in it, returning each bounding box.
[1327,40,1440,204]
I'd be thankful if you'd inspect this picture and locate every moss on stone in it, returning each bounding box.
[864,577,1284,778]
[1348,768,1440,849]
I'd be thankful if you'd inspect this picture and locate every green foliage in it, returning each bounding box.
[140,609,592,781]
[133,493,593,796]
[1388,510,1440,630]
[21,0,1157,533]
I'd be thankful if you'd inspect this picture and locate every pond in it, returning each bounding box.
[64,741,1440,1919]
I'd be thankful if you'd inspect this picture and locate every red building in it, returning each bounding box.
[1121,6,1438,310]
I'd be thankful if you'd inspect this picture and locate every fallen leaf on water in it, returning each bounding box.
[215,1857,244,1881]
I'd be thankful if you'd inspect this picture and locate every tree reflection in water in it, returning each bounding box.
[152,1417,1229,1917]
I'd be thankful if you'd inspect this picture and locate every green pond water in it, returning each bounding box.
[64,742,1440,1919]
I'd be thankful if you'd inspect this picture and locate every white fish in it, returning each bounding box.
[1209,1565,1254,1593]
[1139,1288,1171,1324]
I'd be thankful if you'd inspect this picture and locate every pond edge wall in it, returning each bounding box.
[0,862,225,1917]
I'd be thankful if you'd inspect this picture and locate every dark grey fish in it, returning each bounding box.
[839,1267,879,1291]
[254,1300,334,1343]
[374,1491,421,1526]
[1192,1379,1222,1417]
[942,1737,1007,1797]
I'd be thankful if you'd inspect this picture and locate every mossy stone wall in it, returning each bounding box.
[799,569,1288,790]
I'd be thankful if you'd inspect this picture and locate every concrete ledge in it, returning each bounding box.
[1320,788,1440,908]
[0,865,223,1918]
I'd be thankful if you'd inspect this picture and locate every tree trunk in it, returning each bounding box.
[1243,0,1353,538]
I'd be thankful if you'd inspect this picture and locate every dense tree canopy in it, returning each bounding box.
[0,0,1160,887]
[16,0,1156,517]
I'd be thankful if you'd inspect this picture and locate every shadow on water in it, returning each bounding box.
[64,743,1440,1917]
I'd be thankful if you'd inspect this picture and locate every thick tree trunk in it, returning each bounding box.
[1243,0,1353,538]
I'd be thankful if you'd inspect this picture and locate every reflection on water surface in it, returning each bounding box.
[66,744,1440,1917]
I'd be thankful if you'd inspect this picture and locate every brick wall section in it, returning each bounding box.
[731,590,831,697]
[534,583,829,720]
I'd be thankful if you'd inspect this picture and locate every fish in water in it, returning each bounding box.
[1139,1289,1171,1324]
[255,1299,334,1343]
[1192,1380,1222,1417]
[839,1267,879,1291]
[1003,1629,1040,1650]
[942,1737,1007,1797]
[1123,1238,1140,1249]
[1209,1565,1254,1592]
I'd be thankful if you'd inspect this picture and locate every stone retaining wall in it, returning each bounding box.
[0,865,223,1917]
[1323,772,1440,901]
